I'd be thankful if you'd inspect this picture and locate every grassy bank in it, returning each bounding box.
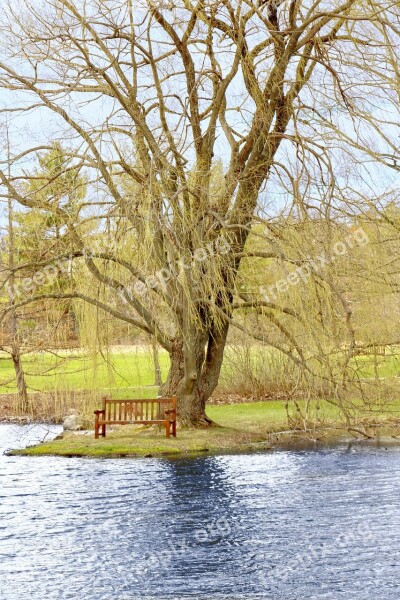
[10,401,289,457]
[2,346,400,455]
[10,400,400,458]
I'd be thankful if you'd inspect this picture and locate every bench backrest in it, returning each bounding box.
[101,396,176,422]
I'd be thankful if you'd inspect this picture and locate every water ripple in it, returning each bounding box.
[1,425,400,599]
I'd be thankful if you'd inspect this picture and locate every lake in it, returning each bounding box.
[1,424,400,599]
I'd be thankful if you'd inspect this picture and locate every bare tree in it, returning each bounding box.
[0,0,399,424]
[0,125,29,411]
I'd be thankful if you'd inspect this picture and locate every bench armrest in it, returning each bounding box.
[165,409,176,416]
[94,409,105,415]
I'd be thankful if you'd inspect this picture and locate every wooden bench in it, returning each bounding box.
[94,396,177,439]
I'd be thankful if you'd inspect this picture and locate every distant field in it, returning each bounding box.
[0,348,170,397]
[0,345,399,398]
[353,353,400,379]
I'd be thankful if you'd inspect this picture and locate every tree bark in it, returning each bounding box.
[159,323,229,427]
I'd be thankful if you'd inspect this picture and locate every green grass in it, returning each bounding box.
[9,401,296,457]
[353,354,400,379]
[12,398,400,458]
[0,348,170,396]
[208,401,296,431]
[5,346,400,458]
[13,427,264,458]
[2,346,400,398]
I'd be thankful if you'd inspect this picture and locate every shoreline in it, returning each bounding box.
[0,415,60,425]
[6,423,400,459]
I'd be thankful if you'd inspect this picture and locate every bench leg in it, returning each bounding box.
[102,424,106,438]
[95,413,99,439]
[165,417,171,438]
[172,419,176,438]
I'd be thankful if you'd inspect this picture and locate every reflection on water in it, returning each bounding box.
[1,424,400,599]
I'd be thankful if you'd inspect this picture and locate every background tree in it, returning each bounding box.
[0,142,87,404]
[0,126,29,410]
[13,142,87,346]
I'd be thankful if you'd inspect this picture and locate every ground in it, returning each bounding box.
[3,346,400,457]
[1,345,400,398]
[0,346,170,397]
[10,400,400,458]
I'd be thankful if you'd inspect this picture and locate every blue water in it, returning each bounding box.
[1,424,399,600]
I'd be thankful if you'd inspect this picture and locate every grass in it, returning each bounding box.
[13,426,265,458]
[353,353,400,379]
[209,400,297,431]
[3,346,400,453]
[8,402,301,458]
[11,399,400,458]
[2,346,400,398]
[0,347,170,397]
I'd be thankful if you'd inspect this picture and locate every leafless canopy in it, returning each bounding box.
[0,0,399,422]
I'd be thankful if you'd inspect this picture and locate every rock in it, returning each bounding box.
[62,414,85,431]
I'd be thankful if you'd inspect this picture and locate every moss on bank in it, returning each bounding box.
[8,400,400,458]
[11,425,271,458]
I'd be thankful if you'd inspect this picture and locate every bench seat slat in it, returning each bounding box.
[97,419,169,425]
[100,398,172,403]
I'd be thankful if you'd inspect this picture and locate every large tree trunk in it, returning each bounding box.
[159,324,229,427]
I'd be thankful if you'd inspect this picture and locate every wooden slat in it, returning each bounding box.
[99,420,167,425]
[104,398,172,403]
[99,398,176,425]
[96,396,176,438]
